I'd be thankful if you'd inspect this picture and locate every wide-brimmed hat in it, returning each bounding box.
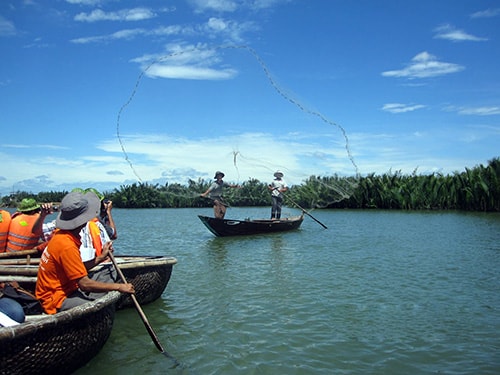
[56,191,100,230]
[18,198,40,212]
[274,171,284,178]
[214,171,225,179]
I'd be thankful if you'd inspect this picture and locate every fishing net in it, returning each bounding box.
[116,45,360,208]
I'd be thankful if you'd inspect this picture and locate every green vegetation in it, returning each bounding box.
[2,158,499,212]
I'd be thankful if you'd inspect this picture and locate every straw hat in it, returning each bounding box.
[273,171,284,178]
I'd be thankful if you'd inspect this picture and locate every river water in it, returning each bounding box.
[72,207,499,375]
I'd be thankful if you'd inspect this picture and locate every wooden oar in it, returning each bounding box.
[285,196,328,229]
[108,252,170,356]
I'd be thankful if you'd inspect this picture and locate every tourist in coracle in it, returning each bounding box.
[0,210,11,252]
[0,289,25,326]
[268,171,288,220]
[35,191,134,314]
[82,188,118,240]
[5,198,52,252]
[200,171,240,219]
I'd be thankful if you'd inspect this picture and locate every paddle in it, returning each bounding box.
[285,196,328,229]
[108,252,175,359]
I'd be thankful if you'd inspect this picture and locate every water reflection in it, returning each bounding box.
[204,237,229,271]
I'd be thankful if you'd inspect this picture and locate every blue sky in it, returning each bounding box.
[1,0,499,196]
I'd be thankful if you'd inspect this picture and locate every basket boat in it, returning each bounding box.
[0,256,177,309]
[0,291,121,375]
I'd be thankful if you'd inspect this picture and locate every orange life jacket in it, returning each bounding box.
[88,219,103,256]
[0,210,11,253]
[6,213,41,252]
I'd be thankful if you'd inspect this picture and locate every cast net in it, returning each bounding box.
[116,45,360,208]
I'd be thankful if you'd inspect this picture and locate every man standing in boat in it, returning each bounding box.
[268,171,288,220]
[200,171,240,219]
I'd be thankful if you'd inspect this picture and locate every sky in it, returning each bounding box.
[1,0,499,196]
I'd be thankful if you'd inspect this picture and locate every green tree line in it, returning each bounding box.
[2,157,499,212]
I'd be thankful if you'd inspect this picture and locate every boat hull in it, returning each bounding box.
[0,291,120,375]
[0,256,177,309]
[198,214,304,237]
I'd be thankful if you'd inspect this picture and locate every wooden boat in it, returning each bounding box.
[0,290,121,375]
[198,213,304,237]
[0,256,177,309]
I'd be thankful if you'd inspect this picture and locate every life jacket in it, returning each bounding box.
[6,213,41,252]
[88,219,103,256]
[0,210,12,253]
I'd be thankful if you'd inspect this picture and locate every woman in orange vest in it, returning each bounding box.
[0,210,11,253]
[6,199,51,252]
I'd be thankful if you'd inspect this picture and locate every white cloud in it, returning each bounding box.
[97,131,355,184]
[202,17,254,42]
[0,16,16,36]
[470,8,500,18]
[2,144,68,150]
[75,8,157,22]
[147,64,237,80]
[434,24,487,42]
[381,51,465,79]
[450,106,500,116]
[70,18,248,45]
[382,103,426,114]
[66,0,102,5]
[189,0,287,13]
[71,28,146,44]
[71,26,185,44]
[190,0,238,13]
[133,44,238,80]
[1,131,348,195]
[2,125,497,195]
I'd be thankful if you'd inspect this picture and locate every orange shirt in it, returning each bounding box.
[35,230,88,314]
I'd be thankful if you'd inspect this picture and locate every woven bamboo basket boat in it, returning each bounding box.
[0,291,121,375]
[0,256,177,310]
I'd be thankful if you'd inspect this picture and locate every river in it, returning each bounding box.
[67,207,499,374]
